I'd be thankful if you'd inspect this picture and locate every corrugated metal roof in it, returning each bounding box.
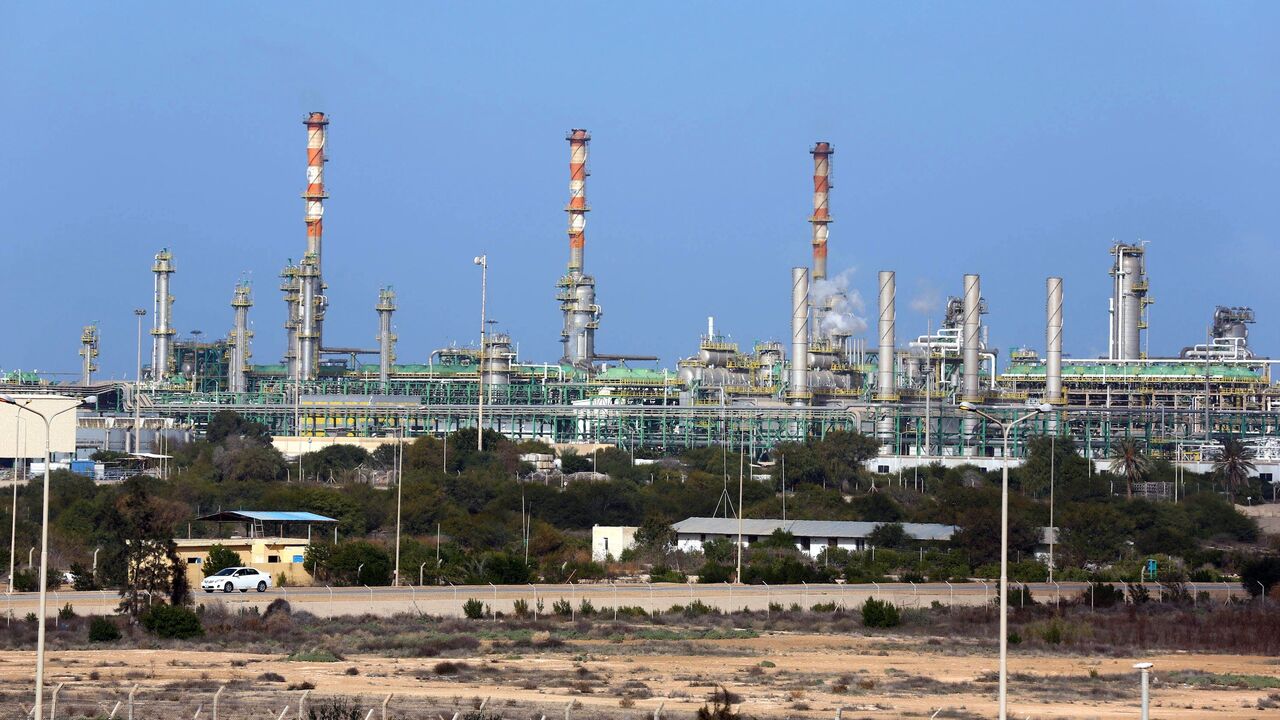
[673,517,955,541]
[196,510,337,523]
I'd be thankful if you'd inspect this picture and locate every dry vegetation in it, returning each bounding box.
[0,595,1277,718]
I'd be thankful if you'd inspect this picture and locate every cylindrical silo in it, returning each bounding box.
[1046,277,1063,404]
[876,271,897,400]
[790,267,810,405]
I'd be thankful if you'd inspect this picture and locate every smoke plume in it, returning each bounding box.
[812,269,869,336]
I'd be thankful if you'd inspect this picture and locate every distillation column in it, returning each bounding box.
[875,271,898,401]
[1046,276,1063,404]
[228,282,253,393]
[79,324,99,385]
[1109,243,1151,360]
[376,287,397,385]
[297,112,330,379]
[962,274,982,402]
[789,267,810,406]
[558,129,601,367]
[280,263,300,380]
[150,249,175,382]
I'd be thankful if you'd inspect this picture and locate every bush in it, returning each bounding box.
[140,604,203,639]
[552,598,573,616]
[860,597,900,628]
[12,569,38,593]
[462,598,487,620]
[1241,556,1280,597]
[512,598,530,618]
[202,544,244,577]
[577,599,596,616]
[88,616,122,643]
[1082,581,1125,608]
[57,603,76,620]
[649,565,688,583]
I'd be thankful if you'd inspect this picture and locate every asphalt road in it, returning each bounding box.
[3,581,1247,619]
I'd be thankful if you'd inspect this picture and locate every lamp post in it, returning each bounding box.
[959,401,1051,720]
[133,308,147,453]
[473,255,487,452]
[393,424,404,586]
[8,413,22,594]
[0,394,96,720]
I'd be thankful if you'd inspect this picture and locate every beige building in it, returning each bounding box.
[182,510,337,585]
[592,525,638,562]
[176,537,315,585]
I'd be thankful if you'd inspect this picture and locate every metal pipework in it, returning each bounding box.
[962,273,982,402]
[297,256,319,380]
[376,287,397,385]
[1109,243,1150,360]
[79,324,99,385]
[279,262,300,380]
[790,267,810,405]
[876,271,898,401]
[228,282,252,394]
[1046,277,1063,404]
[809,142,833,282]
[150,249,175,382]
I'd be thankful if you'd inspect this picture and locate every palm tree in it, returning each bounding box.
[1212,437,1256,495]
[1108,439,1151,498]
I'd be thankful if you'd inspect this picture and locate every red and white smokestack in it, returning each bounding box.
[566,129,590,274]
[809,142,833,282]
[303,112,329,262]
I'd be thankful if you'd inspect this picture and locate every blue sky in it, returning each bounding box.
[3,4,1278,378]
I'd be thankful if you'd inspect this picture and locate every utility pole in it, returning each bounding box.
[474,255,487,451]
[133,308,146,453]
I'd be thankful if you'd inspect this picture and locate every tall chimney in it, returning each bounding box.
[790,267,810,406]
[79,324,99,385]
[300,112,329,378]
[150,249,175,382]
[1046,277,1063,404]
[962,273,982,402]
[876,271,898,400]
[228,281,252,394]
[1109,243,1150,360]
[809,142,833,282]
[376,287,397,385]
[559,129,600,367]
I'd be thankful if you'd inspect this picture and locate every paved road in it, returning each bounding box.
[4,581,1247,619]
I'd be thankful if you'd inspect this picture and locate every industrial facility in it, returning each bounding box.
[4,114,1278,466]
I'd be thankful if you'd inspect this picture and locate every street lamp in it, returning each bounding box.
[473,255,487,452]
[133,308,147,454]
[958,400,1051,720]
[0,393,96,719]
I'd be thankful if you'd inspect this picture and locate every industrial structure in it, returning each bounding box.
[4,116,1279,467]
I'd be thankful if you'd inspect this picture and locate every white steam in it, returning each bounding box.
[909,282,941,316]
[812,269,869,336]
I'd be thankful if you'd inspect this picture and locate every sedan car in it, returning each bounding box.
[201,566,272,593]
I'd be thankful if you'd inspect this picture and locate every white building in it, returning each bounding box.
[591,525,638,562]
[672,517,956,558]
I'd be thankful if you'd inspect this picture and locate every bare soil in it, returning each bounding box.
[0,630,1275,719]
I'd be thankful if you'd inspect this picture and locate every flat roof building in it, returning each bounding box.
[672,517,956,558]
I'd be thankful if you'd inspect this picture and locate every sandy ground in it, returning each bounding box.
[0,632,1275,719]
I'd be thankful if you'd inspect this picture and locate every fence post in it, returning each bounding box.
[108,701,122,719]
[192,706,202,719]
[362,710,375,720]
[802,581,809,609]
[489,582,497,620]
[945,581,953,609]
[564,700,574,720]
[529,583,538,619]
[127,684,138,720]
[478,696,489,711]
[276,707,290,720]
[298,689,310,720]
[212,685,224,720]
[50,682,63,719]
[382,693,395,720]
[653,700,664,719]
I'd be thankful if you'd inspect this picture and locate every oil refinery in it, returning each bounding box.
[5,114,1278,466]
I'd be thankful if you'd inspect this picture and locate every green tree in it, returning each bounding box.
[867,522,910,550]
[951,504,1040,567]
[1211,437,1256,495]
[202,543,243,577]
[302,444,372,481]
[1057,503,1132,566]
[112,478,190,616]
[1241,556,1280,597]
[205,410,272,445]
[633,517,677,555]
[559,451,593,474]
[1108,440,1151,498]
[327,541,392,586]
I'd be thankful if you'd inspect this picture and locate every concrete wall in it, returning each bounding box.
[591,525,637,562]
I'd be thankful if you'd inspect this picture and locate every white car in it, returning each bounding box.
[201,566,272,594]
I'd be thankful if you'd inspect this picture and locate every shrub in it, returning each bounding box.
[512,598,530,618]
[810,602,837,613]
[202,544,244,577]
[1241,556,1280,597]
[552,598,573,616]
[1082,581,1124,608]
[577,599,596,616]
[57,603,76,620]
[649,565,688,583]
[462,598,487,620]
[258,672,286,682]
[684,599,713,616]
[140,604,203,639]
[860,597,900,628]
[306,696,364,720]
[88,616,122,643]
[12,569,38,593]
[696,686,743,720]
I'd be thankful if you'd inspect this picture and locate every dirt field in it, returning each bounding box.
[1,630,1276,719]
